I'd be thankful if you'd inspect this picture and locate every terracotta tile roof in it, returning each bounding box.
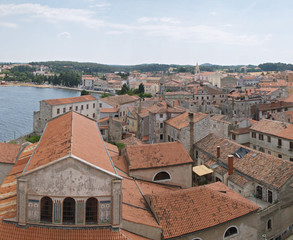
[100,95,140,107]
[117,137,143,146]
[0,143,21,164]
[44,95,96,106]
[228,173,250,188]
[100,108,119,113]
[196,134,293,189]
[149,182,258,239]
[24,112,117,175]
[112,156,129,174]
[98,117,110,123]
[194,86,225,95]
[104,142,119,158]
[138,102,167,118]
[256,101,293,111]
[250,119,293,140]
[230,127,251,135]
[126,142,193,170]
[121,229,150,240]
[165,112,209,130]
[0,222,128,240]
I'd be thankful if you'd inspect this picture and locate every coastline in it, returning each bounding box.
[0,82,105,94]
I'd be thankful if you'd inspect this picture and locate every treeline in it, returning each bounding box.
[33,71,81,87]
[29,61,261,73]
[258,62,293,71]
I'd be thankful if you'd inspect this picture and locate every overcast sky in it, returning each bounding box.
[0,0,293,65]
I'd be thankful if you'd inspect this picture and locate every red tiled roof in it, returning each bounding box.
[24,112,116,175]
[0,222,128,240]
[126,142,193,170]
[165,112,208,130]
[100,108,119,113]
[0,143,21,164]
[250,119,293,140]
[100,95,140,107]
[196,133,293,189]
[149,182,258,239]
[121,229,150,240]
[44,95,96,106]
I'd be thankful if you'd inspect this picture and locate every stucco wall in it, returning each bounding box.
[0,163,13,185]
[129,164,192,188]
[175,212,258,240]
[25,157,115,196]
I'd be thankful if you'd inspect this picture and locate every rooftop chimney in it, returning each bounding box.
[217,146,220,158]
[228,155,234,175]
[189,112,194,159]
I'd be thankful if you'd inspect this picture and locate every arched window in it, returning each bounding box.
[224,226,238,238]
[215,177,222,182]
[256,186,263,199]
[86,197,98,224]
[63,197,75,224]
[267,219,272,230]
[153,171,171,181]
[40,196,53,223]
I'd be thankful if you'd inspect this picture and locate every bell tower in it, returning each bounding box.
[194,62,200,81]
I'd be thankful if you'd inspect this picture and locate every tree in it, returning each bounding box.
[138,83,145,93]
[81,90,89,96]
[117,83,129,95]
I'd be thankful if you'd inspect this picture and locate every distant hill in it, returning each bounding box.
[200,63,213,67]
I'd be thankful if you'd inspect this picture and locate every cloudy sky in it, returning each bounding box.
[0,0,292,65]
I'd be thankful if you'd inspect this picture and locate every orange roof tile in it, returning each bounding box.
[165,112,208,130]
[0,143,21,164]
[100,95,140,107]
[100,108,119,113]
[0,222,128,240]
[149,182,258,239]
[44,95,96,106]
[196,133,293,189]
[250,119,293,140]
[24,112,117,175]
[126,142,193,170]
[121,229,150,240]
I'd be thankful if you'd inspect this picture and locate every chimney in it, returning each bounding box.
[189,112,194,159]
[228,155,234,175]
[217,146,220,158]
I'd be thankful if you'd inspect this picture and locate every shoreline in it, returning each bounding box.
[0,82,105,94]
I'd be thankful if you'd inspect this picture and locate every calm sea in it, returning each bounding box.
[0,86,99,142]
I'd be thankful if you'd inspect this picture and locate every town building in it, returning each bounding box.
[98,95,140,122]
[250,119,293,161]
[0,142,22,185]
[33,95,98,134]
[194,133,293,239]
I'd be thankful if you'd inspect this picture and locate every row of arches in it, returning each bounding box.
[40,197,98,224]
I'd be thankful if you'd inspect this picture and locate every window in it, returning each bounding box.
[99,103,102,108]
[57,108,60,114]
[168,135,170,141]
[267,136,271,143]
[63,108,66,113]
[70,106,72,110]
[93,103,95,108]
[160,123,163,128]
[160,134,163,140]
[278,138,282,146]
[86,197,98,224]
[40,197,53,223]
[259,134,264,140]
[232,134,236,140]
[267,219,272,230]
[75,106,78,111]
[63,197,75,224]
[259,147,265,153]
[81,105,84,110]
[290,142,293,150]
[251,132,256,138]
[268,190,273,204]
[93,113,96,118]
[278,154,282,158]
[290,158,293,162]
[87,104,89,109]
[256,186,263,199]
[160,114,163,118]
[215,177,222,182]
[268,151,271,155]
[224,226,238,238]
[154,171,171,181]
